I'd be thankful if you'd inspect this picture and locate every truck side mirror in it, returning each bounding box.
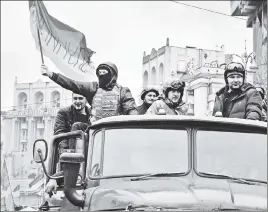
[33,139,48,163]
[60,152,85,208]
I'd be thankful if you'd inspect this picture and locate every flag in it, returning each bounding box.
[1,160,9,191]
[12,185,20,197]
[29,1,97,82]
[1,159,14,211]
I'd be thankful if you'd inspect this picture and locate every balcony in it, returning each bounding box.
[37,123,44,129]
[230,1,262,18]
[21,123,28,130]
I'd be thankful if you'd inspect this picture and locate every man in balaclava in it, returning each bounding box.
[213,62,262,120]
[146,79,188,115]
[41,62,138,196]
[137,87,159,114]
[40,62,138,123]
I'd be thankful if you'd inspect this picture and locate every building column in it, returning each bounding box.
[247,67,257,85]
[188,78,209,117]
[193,85,208,116]
[27,117,33,155]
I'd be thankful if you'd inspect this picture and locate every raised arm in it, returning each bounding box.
[41,64,98,99]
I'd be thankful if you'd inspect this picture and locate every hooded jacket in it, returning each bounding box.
[146,96,188,115]
[49,62,138,121]
[212,83,262,120]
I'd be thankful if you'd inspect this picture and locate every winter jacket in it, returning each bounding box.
[137,102,151,115]
[212,83,262,120]
[54,105,91,153]
[49,62,138,121]
[54,105,91,135]
[261,98,267,122]
[146,98,188,115]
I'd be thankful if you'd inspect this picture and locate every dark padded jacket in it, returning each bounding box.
[212,83,262,120]
[54,105,91,136]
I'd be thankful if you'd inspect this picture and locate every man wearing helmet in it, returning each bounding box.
[146,79,188,115]
[41,62,138,123]
[137,87,159,114]
[213,62,262,120]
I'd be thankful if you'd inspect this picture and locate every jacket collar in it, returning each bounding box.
[216,83,254,97]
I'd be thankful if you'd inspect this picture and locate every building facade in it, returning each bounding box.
[142,38,227,116]
[230,1,267,89]
[1,77,73,207]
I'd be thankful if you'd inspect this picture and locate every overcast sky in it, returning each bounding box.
[1,1,253,110]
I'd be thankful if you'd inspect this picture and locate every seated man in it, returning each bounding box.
[56,92,91,156]
[213,62,262,120]
[137,87,159,115]
[44,93,91,196]
[146,79,188,115]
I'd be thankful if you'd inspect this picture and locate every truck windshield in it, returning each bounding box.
[90,128,188,177]
[196,130,267,182]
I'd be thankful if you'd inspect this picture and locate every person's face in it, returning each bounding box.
[98,69,109,76]
[72,94,87,111]
[167,89,181,104]
[227,74,243,90]
[144,92,157,105]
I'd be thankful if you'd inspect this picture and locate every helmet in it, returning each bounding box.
[224,62,245,84]
[140,87,159,100]
[162,79,185,99]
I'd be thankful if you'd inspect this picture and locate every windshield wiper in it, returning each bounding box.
[199,172,267,185]
[130,172,185,181]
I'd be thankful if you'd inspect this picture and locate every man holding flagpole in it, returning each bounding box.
[41,62,139,123]
[29,0,138,123]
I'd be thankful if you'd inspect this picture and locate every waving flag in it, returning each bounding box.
[1,159,14,211]
[29,1,97,81]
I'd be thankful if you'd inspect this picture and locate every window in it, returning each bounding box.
[188,90,194,96]
[196,130,267,182]
[90,128,188,177]
[22,143,27,152]
[90,131,103,176]
[208,84,213,95]
[22,130,27,140]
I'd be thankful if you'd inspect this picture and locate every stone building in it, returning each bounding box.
[230,1,267,88]
[1,77,73,207]
[142,38,227,116]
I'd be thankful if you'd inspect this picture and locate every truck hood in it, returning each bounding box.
[84,177,267,211]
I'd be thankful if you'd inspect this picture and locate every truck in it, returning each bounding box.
[33,115,267,211]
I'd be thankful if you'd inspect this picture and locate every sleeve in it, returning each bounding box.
[121,87,139,115]
[246,89,262,120]
[54,109,69,135]
[145,102,159,115]
[212,95,222,116]
[50,73,98,101]
[54,109,69,152]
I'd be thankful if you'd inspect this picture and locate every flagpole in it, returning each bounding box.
[37,28,45,64]
[35,1,45,65]
[3,159,15,209]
